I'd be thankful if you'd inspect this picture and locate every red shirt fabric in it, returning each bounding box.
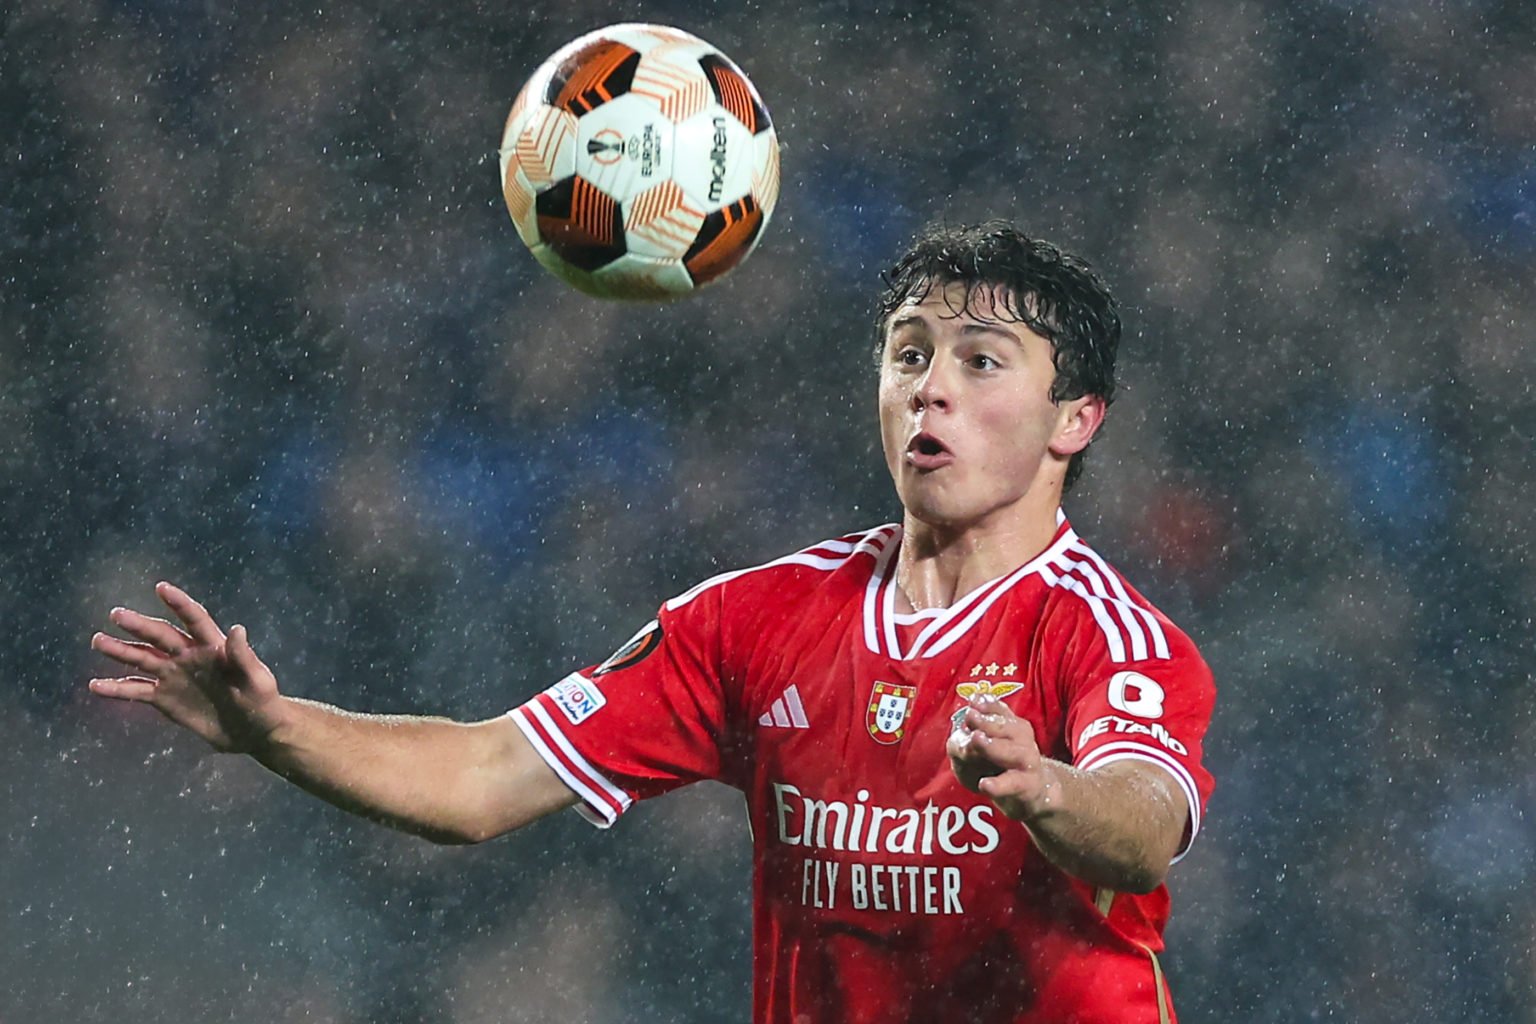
[510,517,1216,1024]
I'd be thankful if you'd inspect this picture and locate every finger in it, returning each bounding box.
[978,770,1035,805]
[156,582,227,648]
[109,607,194,655]
[91,632,172,672]
[971,694,1019,716]
[226,625,269,682]
[89,676,160,702]
[948,723,989,756]
[964,706,1024,738]
[946,730,1002,777]
[966,730,1040,772]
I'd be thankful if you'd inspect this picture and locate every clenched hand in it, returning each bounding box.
[946,696,1061,822]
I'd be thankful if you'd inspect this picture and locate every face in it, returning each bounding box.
[878,280,1103,531]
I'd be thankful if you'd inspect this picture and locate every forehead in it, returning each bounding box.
[884,280,1054,356]
[886,278,1034,330]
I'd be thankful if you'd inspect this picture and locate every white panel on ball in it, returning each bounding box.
[630,47,714,124]
[752,130,782,217]
[670,106,755,212]
[513,105,578,188]
[572,93,676,206]
[603,23,713,59]
[624,180,708,260]
[498,154,540,244]
[591,253,697,300]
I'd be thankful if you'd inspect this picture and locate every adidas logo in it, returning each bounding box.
[758,684,809,729]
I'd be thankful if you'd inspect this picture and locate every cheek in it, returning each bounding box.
[877,388,901,451]
[980,399,1054,464]
[877,378,907,423]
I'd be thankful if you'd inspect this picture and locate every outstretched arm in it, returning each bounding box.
[90,582,578,844]
[947,697,1186,893]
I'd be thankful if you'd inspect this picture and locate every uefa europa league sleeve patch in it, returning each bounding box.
[594,620,664,677]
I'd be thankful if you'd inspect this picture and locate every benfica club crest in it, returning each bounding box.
[867,681,918,745]
[956,662,1025,704]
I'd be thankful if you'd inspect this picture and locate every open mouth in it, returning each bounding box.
[906,432,953,468]
[909,433,948,456]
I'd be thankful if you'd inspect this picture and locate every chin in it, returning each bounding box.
[897,479,1026,535]
[898,492,974,530]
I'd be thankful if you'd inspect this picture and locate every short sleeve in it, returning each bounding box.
[508,584,728,828]
[1062,617,1216,861]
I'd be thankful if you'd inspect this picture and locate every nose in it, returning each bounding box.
[912,358,952,413]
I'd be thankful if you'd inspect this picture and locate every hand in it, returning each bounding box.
[946,697,1058,822]
[90,582,285,753]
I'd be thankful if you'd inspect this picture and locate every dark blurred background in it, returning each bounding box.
[4,0,1535,1020]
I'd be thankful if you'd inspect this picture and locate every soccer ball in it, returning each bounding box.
[497,24,780,300]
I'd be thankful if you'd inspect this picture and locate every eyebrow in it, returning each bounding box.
[887,313,1024,345]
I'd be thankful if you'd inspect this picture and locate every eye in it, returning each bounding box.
[969,353,1000,370]
[895,347,928,367]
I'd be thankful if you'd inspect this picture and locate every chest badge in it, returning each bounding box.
[867,681,918,745]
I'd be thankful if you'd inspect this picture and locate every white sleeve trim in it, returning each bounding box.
[1077,742,1202,862]
[508,705,632,829]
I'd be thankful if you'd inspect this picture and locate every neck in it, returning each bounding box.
[894,503,1063,613]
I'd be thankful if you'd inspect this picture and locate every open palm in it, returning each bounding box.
[90,582,283,753]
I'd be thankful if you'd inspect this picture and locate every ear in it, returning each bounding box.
[1049,395,1106,457]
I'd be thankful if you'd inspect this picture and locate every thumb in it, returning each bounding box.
[226,624,268,678]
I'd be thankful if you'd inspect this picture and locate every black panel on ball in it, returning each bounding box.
[698,53,772,135]
[535,176,628,272]
[683,194,764,286]
[543,41,642,116]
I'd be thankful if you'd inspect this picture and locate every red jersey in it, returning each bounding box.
[510,517,1216,1024]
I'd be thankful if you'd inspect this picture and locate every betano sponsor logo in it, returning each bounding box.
[772,783,999,856]
[1077,714,1187,756]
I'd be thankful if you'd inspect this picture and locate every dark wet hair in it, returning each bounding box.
[874,221,1121,492]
